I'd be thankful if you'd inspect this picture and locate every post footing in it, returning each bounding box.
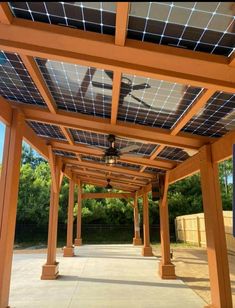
[159,261,176,279]
[63,246,74,257]
[41,262,59,280]
[133,237,142,245]
[142,246,153,256]
[74,238,82,246]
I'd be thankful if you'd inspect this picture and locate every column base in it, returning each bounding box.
[63,246,74,257]
[159,261,176,279]
[74,238,82,246]
[41,262,59,280]
[133,237,142,245]
[142,246,153,256]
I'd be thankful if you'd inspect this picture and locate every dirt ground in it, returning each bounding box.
[13,245,235,306]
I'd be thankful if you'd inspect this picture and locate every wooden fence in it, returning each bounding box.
[175,211,235,253]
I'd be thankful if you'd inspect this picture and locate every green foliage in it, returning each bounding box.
[16,144,233,228]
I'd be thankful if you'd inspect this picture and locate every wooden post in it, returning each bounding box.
[159,173,176,279]
[41,157,62,280]
[200,145,232,308]
[133,192,142,245]
[74,179,82,246]
[0,110,24,308]
[142,191,153,256]
[63,177,75,257]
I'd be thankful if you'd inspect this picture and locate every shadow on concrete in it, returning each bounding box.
[58,275,189,289]
[74,254,157,261]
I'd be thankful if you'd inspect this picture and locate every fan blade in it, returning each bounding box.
[92,81,113,90]
[120,144,140,154]
[104,70,113,80]
[130,94,151,108]
[132,83,151,91]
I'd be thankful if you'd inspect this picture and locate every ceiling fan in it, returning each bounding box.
[91,70,152,108]
[103,134,141,166]
[105,178,113,191]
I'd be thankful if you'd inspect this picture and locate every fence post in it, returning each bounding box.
[183,218,186,242]
[196,216,201,247]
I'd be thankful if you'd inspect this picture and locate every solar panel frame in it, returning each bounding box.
[127,2,235,57]
[27,121,67,141]
[35,58,113,119]
[117,73,203,129]
[183,91,235,137]
[0,51,46,106]
[9,2,116,35]
[158,146,189,162]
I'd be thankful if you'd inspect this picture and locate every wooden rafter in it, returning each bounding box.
[0,18,234,92]
[115,2,130,46]
[0,3,12,24]
[16,104,212,150]
[111,71,122,125]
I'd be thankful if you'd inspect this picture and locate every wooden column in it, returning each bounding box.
[41,158,62,280]
[133,192,142,245]
[159,173,176,279]
[63,177,75,257]
[142,191,153,256]
[74,179,82,246]
[0,110,24,308]
[200,145,232,308]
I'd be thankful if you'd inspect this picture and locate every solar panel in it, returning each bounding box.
[144,167,165,174]
[9,2,116,35]
[27,121,66,140]
[0,51,45,106]
[117,74,203,129]
[35,58,113,118]
[183,91,235,137]
[70,129,157,156]
[128,2,235,56]
[158,146,189,162]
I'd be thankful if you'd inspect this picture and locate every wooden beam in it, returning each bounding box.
[18,104,212,150]
[115,2,129,46]
[0,3,13,24]
[64,158,155,179]
[111,72,122,125]
[0,96,12,126]
[0,19,234,92]
[82,192,134,199]
[50,140,175,169]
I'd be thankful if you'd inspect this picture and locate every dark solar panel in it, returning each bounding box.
[0,51,45,106]
[183,91,235,137]
[35,58,113,118]
[70,129,157,156]
[128,2,235,56]
[158,146,189,162]
[9,2,116,35]
[27,121,66,140]
[53,150,76,158]
[116,161,140,171]
[82,155,103,163]
[117,74,203,129]
[144,167,165,174]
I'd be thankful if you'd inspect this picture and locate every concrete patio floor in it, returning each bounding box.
[9,245,206,308]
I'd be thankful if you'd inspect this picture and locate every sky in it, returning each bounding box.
[0,122,5,163]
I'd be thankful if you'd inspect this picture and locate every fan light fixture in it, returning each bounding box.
[105,179,113,192]
[103,134,120,166]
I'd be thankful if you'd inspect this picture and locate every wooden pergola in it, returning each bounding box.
[0,2,234,308]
